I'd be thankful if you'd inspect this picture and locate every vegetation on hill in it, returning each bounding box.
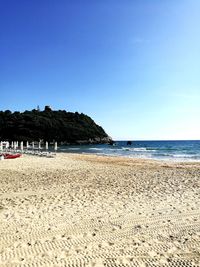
[0,106,111,144]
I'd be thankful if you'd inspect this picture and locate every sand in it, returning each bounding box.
[0,153,200,267]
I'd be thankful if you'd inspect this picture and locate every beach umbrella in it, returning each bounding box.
[45,141,48,150]
[54,142,57,151]
[20,141,23,151]
[26,141,29,149]
[38,141,41,150]
[14,142,17,150]
[6,142,9,148]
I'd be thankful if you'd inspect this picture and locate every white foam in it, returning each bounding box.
[172,154,199,158]
[133,148,148,152]
[89,148,104,151]
[121,147,156,152]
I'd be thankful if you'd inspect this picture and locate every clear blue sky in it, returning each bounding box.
[0,0,199,140]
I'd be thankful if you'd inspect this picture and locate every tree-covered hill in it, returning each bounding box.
[0,106,111,144]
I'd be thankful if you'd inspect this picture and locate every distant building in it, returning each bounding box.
[44,105,52,111]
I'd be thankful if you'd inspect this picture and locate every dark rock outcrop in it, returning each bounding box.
[0,108,112,144]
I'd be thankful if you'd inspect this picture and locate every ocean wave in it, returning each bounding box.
[172,154,200,159]
[121,147,156,152]
[153,147,177,151]
[122,147,146,151]
[106,148,124,151]
[89,148,104,151]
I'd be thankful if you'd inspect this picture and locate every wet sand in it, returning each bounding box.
[0,153,200,266]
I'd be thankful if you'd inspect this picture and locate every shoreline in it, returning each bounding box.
[50,152,200,169]
[0,153,199,266]
[60,151,200,164]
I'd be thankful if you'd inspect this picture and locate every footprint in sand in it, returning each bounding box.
[148,250,157,257]
[98,241,114,248]
[116,257,132,265]
[159,257,168,264]
[87,259,104,267]
[139,263,147,267]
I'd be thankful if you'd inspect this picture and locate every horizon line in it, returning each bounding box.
[113,139,200,142]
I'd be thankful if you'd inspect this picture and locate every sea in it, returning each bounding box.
[59,140,200,162]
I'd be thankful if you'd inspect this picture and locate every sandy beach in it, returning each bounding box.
[0,153,200,267]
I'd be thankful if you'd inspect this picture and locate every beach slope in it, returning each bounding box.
[0,154,200,266]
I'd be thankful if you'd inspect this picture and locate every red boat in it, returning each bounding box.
[1,153,22,159]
